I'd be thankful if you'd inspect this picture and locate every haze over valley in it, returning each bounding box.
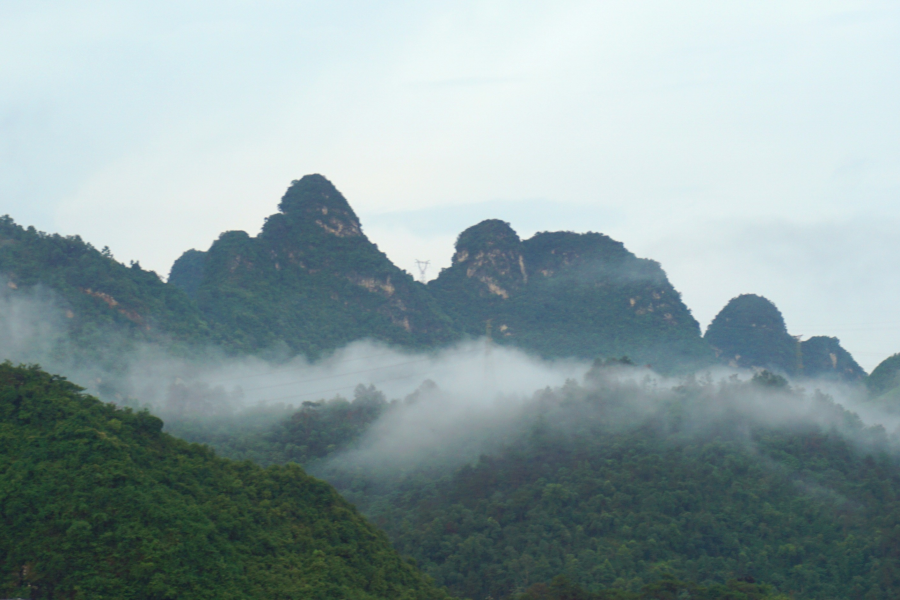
[3,3,900,599]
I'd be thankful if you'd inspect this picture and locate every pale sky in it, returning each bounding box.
[2,1,899,370]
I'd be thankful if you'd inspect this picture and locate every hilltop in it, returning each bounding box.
[428,220,713,372]
[705,294,865,381]
[170,175,457,357]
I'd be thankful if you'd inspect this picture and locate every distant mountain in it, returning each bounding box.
[169,174,458,356]
[427,220,712,372]
[0,363,452,600]
[705,294,864,380]
[0,215,214,359]
[800,335,866,381]
[867,353,900,403]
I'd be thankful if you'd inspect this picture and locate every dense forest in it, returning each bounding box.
[0,176,871,379]
[0,215,217,363]
[6,174,900,599]
[0,362,452,600]
[173,363,900,600]
[169,175,457,357]
[427,222,712,373]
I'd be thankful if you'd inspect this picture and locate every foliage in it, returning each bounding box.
[171,175,458,358]
[0,362,453,600]
[306,373,900,600]
[868,353,900,397]
[0,215,216,363]
[429,224,713,373]
[704,295,797,374]
[514,574,787,599]
[799,336,866,381]
[167,383,391,467]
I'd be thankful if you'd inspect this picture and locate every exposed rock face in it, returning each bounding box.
[169,175,456,356]
[451,220,526,299]
[800,336,865,381]
[429,221,712,372]
[0,215,210,354]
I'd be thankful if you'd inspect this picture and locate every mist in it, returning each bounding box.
[2,278,897,490]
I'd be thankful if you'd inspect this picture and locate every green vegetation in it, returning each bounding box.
[0,362,453,600]
[429,222,712,373]
[0,215,214,356]
[868,353,900,397]
[799,336,865,381]
[167,383,392,467]
[170,175,457,357]
[514,574,787,599]
[185,366,900,599]
[705,295,865,381]
[704,294,798,374]
[326,374,900,599]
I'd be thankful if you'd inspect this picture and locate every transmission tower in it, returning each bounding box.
[415,259,430,283]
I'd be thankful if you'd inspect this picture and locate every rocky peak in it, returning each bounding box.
[452,220,527,298]
[277,174,362,238]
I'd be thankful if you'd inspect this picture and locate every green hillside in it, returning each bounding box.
[428,221,712,372]
[0,215,215,359]
[175,364,900,599]
[868,353,900,397]
[800,336,866,381]
[310,370,900,600]
[0,362,453,600]
[169,175,457,357]
[705,294,865,380]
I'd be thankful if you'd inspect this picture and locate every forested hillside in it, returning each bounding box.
[169,174,457,356]
[0,215,215,358]
[0,362,453,600]
[428,220,712,372]
[185,364,900,600]
[705,294,864,381]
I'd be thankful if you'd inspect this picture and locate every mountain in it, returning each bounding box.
[799,336,866,381]
[320,370,900,600]
[0,362,453,600]
[704,294,797,373]
[169,175,457,357]
[705,294,864,380]
[427,220,712,372]
[865,353,900,409]
[184,366,900,599]
[0,215,215,361]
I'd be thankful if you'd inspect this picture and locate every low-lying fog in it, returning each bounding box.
[2,280,899,477]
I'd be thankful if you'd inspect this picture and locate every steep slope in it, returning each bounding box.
[704,294,796,373]
[799,336,866,381]
[428,220,712,372]
[705,295,864,380]
[0,215,214,354]
[868,353,900,396]
[0,363,452,600]
[170,175,456,356]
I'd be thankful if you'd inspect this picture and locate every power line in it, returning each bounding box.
[415,259,430,283]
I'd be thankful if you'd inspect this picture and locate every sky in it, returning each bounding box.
[2,1,899,371]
